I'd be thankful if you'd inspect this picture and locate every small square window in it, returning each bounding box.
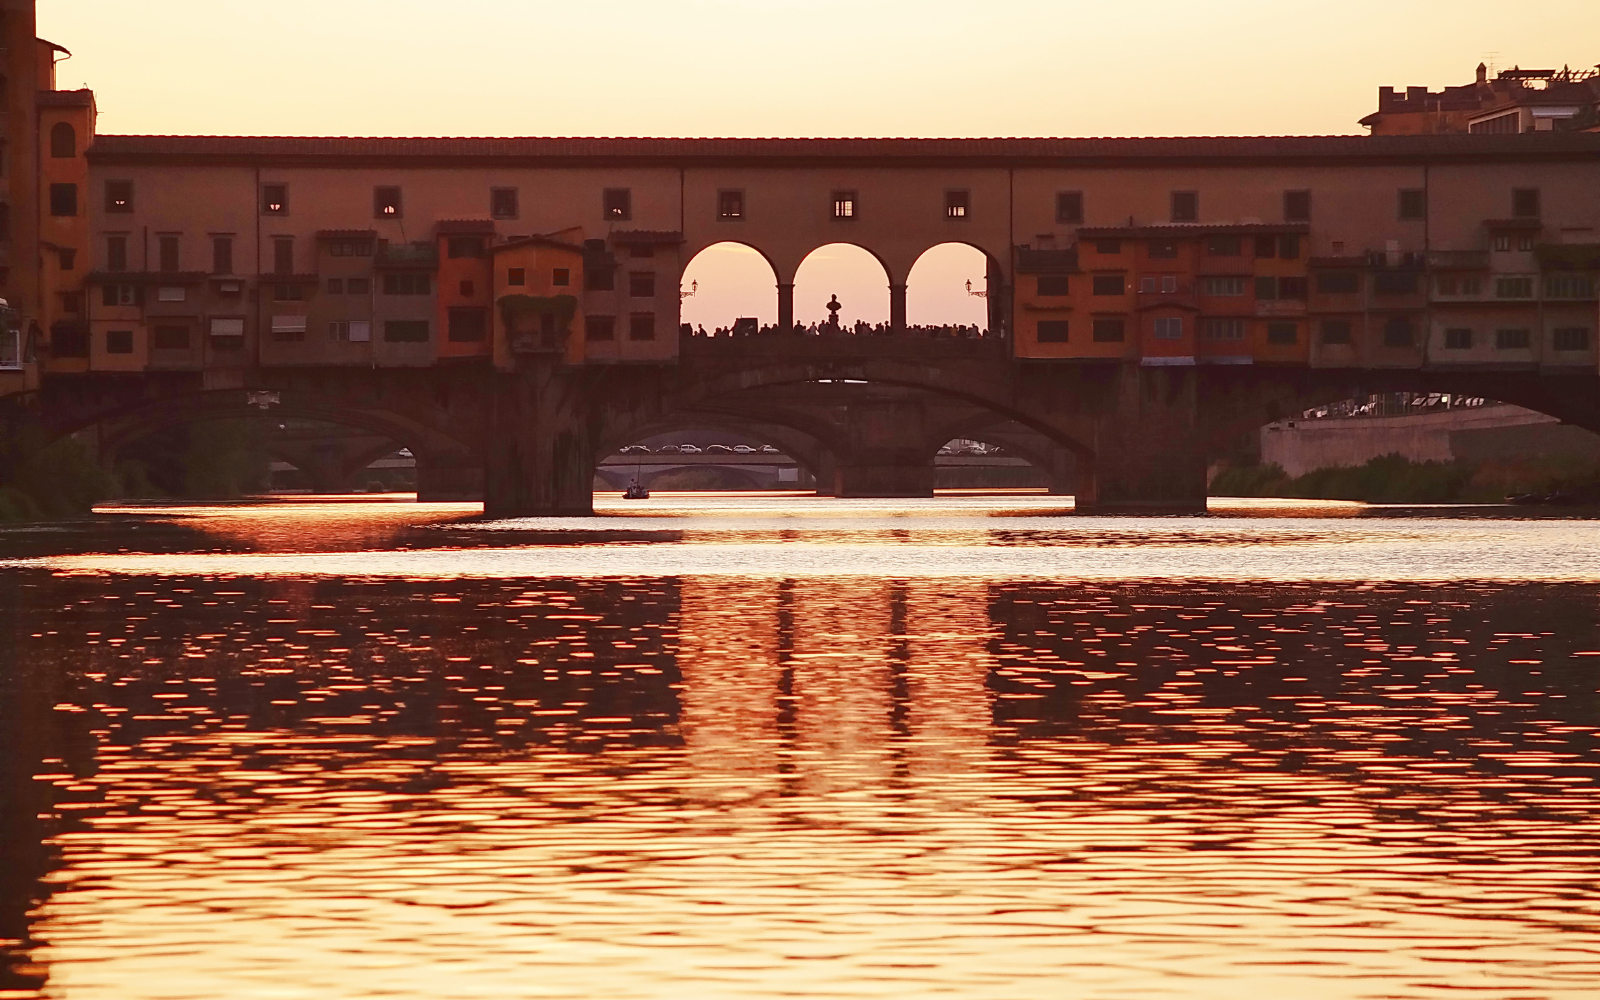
[1444,327,1473,349]
[1512,188,1540,218]
[374,186,402,218]
[105,180,133,214]
[261,184,288,215]
[604,188,632,221]
[1092,318,1126,342]
[553,268,570,287]
[58,249,76,271]
[1319,320,1352,345]
[1553,327,1591,351]
[1284,189,1311,222]
[1037,320,1069,343]
[105,329,133,354]
[1170,190,1198,222]
[629,271,656,297]
[629,313,655,340]
[328,277,344,294]
[1037,275,1070,296]
[1398,188,1426,220]
[1493,234,1512,252]
[1056,191,1083,224]
[833,191,857,220]
[491,187,519,220]
[1091,274,1125,296]
[586,316,616,341]
[508,267,526,286]
[945,190,969,219]
[717,189,744,220]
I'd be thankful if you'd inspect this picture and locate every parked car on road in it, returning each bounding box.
[758,445,779,454]
[620,444,650,454]
[706,444,733,453]
[732,444,756,454]
[678,444,703,454]
[657,445,681,454]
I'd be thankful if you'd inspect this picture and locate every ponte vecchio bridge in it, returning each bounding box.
[6,129,1600,513]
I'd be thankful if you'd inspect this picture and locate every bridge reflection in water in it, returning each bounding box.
[6,563,1600,996]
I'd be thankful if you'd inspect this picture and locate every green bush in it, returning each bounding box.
[1213,452,1600,504]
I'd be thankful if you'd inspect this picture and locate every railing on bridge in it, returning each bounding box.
[1301,392,1490,420]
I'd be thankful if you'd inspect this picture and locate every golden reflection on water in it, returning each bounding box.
[4,501,1600,998]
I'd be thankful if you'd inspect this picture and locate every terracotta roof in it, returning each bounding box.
[491,235,585,254]
[610,230,684,244]
[435,219,498,234]
[84,132,1600,167]
[1076,223,1310,239]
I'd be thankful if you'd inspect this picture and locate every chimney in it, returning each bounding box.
[1477,62,1488,84]
[1379,86,1396,107]
[1407,86,1428,103]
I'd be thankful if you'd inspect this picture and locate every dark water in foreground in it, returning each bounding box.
[4,496,1600,999]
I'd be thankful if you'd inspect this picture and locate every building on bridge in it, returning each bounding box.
[1361,61,1600,136]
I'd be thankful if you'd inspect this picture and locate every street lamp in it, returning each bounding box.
[680,280,698,299]
[966,279,987,298]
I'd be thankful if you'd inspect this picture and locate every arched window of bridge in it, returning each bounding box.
[680,242,777,333]
[908,243,992,334]
[793,243,889,332]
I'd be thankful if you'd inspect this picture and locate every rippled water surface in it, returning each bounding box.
[5,495,1600,999]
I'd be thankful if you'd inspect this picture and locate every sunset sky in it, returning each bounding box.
[38,0,1600,326]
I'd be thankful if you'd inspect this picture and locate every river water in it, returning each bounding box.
[3,494,1600,999]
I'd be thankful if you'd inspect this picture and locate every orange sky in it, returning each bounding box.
[39,0,1600,140]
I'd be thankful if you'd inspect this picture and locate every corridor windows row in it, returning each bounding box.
[1439,326,1588,351]
[584,314,656,341]
[1036,319,1129,344]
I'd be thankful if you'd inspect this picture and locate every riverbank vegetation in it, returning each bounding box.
[1212,453,1600,504]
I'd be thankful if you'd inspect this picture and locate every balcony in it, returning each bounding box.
[1426,250,1489,270]
[1255,298,1307,318]
[375,241,440,270]
[1135,280,1196,310]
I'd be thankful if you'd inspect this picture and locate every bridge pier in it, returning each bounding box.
[889,283,907,335]
[482,362,601,517]
[1076,365,1208,514]
[828,399,936,498]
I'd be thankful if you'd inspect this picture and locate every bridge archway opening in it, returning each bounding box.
[597,420,823,493]
[907,243,994,333]
[793,244,890,332]
[935,436,1049,492]
[680,241,779,334]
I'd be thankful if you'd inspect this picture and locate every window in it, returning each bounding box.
[329,320,372,343]
[585,316,616,341]
[261,184,288,215]
[382,272,431,295]
[49,183,77,217]
[1201,276,1245,296]
[1094,239,1121,254]
[1092,318,1126,342]
[52,324,89,357]
[1204,236,1241,257]
[508,267,526,286]
[1170,191,1198,222]
[374,186,402,218]
[158,235,179,273]
[328,240,373,257]
[1382,316,1413,347]
[1091,274,1125,295]
[553,268,570,287]
[105,180,133,213]
[1036,275,1070,296]
[717,189,744,220]
[490,187,519,220]
[1512,188,1540,218]
[459,279,474,296]
[1553,327,1591,351]
[447,307,488,342]
[153,325,190,350]
[383,320,429,342]
[1203,318,1245,340]
[273,237,294,275]
[585,265,614,291]
[1284,189,1311,222]
[1055,191,1083,224]
[1255,276,1278,300]
[1495,328,1531,350]
[447,236,484,259]
[1148,241,1178,259]
[273,284,303,301]
[604,188,631,221]
[1517,235,1535,252]
[629,313,655,340]
[1435,275,1458,295]
[1373,271,1419,294]
[1278,276,1307,299]
[347,277,370,295]
[58,249,75,271]
[1319,319,1352,344]
[212,236,233,275]
[1545,275,1597,299]
[328,278,344,294]
[1493,234,1512,252]
[833,191,857,220]
[1495,276,1534,299]
[101,283,138,307]
[1443,328,1473,349]
[1316,272,1359,294]
[1266,321,1297,345]
[50,121,75,158]
[156,286,185,302]
[1459,276,1481,295]
[61,291,82,314]
[1152,317,1184,340]
[209,317,245,350]
[945,190,969,219]
[629,271,656,297]
[106,235,128,273]
[1254,235,1277,259]
[1037,320,1069,343]
[270,315,308,342]
[1398,188,1426,220]
[1277,235,1300,260]
[105,329,133,354]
